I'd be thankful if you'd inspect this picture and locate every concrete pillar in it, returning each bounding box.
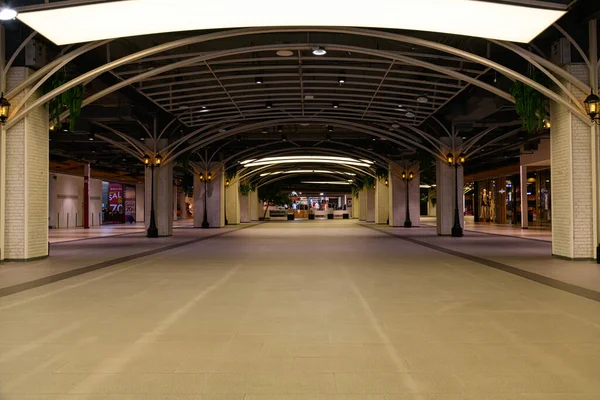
[249,190,260,221]
[240,193,250,223]
[144,140,173,236]
[520,165,528,229]
[0,67,49,261]
[83,164,90,228]
[225,179,240,225]
[173,185,178,221]
[389,163,421,227]
[550,62,596,259]
[49,174,57,229]
[366,188,375,223]
[359,190,366,221]
[351,193,360,219]
[193,164,224,228]
[436,159,464,235]
[135,183,145,222]
[178,191,187,219]
[375,178,389,224]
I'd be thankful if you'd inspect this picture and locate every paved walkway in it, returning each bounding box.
[1,220,599,398]
[421,216,552,242]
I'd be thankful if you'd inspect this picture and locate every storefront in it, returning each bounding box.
[473,168,551,227]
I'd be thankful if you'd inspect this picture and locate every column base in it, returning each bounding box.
[404,221,412,228]
[147,226,159,238]
[451,226,463,237]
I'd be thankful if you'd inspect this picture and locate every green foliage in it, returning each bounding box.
[44,72,85,131]
[351,185,362,198]
[375,167,388,180]
[239,184,253,196]
[225,165,238,182]
[362,175,375,190]
[257,185,292,219]
[510,72,548,134]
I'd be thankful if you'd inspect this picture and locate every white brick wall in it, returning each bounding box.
[145,162,174,236]
[48,173,103,228]
[135,183,145,222]
[225,179,240,224]
[550,63,594,259]
[366,188,375,222]
[3,67,49,260]
[436,159,464,235]
[359,190,366,221]
[375,178,388,224]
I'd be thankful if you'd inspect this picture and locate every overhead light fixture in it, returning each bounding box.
[312,47,327,56]
[359,159,374,164]
[261,129,268,134]
[255,77,263,84]
[198,106,209,113]
[327,126,333,132]
[266,101,273,109]
[0,5,17,21]
[17,0,565,45]
[332,102,339,109]
[301,181,351,185]
[405,111,416,118]
[276,50,294,57]
[277,126,283,133]
[416,95,429,103]
[338,76,345,84]
[88,133,95,141]
[281,135,287,142]
[584,91,600,124]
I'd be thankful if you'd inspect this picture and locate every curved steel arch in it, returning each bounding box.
[256,172,357,189]
[6,25,593,131]
[165,117,437,166]
[239,162,376,183]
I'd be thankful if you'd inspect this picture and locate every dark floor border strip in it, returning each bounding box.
[421,223,552,244]
[360,224,600,303]
[0,224,256,299]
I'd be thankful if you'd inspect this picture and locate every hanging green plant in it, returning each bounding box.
[362,175,375,190]
[510,71,549,134]
[239,184,252,196]
[351,184,362,198]
[44,72,86,131]
[225,168,237,182]
[375,167,388,181]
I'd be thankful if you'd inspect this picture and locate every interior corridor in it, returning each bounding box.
[1,221,600,398]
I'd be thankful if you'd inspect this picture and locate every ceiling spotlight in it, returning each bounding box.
[405,111,416,118]
[391,123,400,129]
[416,95,429,103]
[277,126,283,133]
[198,106,209,113]
[332,102,339,109]
[327,126,333,132]
[88,133,95,141]
[266,101,273,109]
[312,47,327,56]
[261,129,268,134]
[276,50,294,57]
[281,135,287,142]
[0,6,17,20]
[338,76,345,84]
[255,77,263,84]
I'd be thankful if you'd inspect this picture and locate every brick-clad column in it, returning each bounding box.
[375,177,388,224]
[1,67,49,260]
[351,193,360,219]
[389,162,421,227]
[193,164,225,228]
[83,164,90,229]
[358,190,366,221]
[550,63,596,259]
[520,165,528,229]
[225,179,240,225]
[144,139,173,236]
[249,190,259,221]
[436,159,464,236]
[366,188,375,222]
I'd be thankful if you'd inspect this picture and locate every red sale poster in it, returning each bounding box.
[108,183,124,214]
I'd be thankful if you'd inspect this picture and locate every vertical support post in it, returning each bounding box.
[589,19,600,260]
[83,163,90,228]
[451,163,463,237]
[520,165,528,229]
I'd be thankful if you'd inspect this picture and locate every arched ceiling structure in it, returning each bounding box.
[3,0,594,192]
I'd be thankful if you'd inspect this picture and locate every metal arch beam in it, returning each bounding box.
[92,121,148,157]
[6,26,591,128]
[255,172,356,189]
[163,117,437,165]
[242,163,376,183]
[95,134,145,162]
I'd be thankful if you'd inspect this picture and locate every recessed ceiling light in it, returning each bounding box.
[261,129,268,134]
[312,47,327,56]
[391,123,400,129]
[305,95,314,100]
[327,126,333,132]
[0,6,17,20]
[255,77,263,84]
[277,126,283,133]
[461,136,467,140]
[332,102,339,109]
[405,111,415,118]
[198,106,209,113]
[338,76,345,84]
[266,101,273,109]
[276,50,294,57]
[417,95,429,103]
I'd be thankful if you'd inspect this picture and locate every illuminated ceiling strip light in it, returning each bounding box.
[359,159,375,164]
[244,160,370,167]
[261,170,335,176]
[301,181,351,185]
[17,0,564,45]
[242,155,362,165]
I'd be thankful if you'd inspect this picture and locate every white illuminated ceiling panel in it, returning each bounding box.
[17,0,565,45]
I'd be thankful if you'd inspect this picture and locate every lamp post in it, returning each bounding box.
[401,170,415,228]
[199,171,212,228]
[447,152,465,237]
[224,178,230,225]
[144,153,162,238]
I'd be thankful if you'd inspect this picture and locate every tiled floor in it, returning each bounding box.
[1,221,600,399]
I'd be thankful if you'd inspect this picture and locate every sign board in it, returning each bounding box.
[108,183,124,214]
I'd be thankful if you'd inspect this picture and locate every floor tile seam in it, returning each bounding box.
[461,228,552,243]
[49,230,147,245]
[0,224,257,299]
[359,224,600,304]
